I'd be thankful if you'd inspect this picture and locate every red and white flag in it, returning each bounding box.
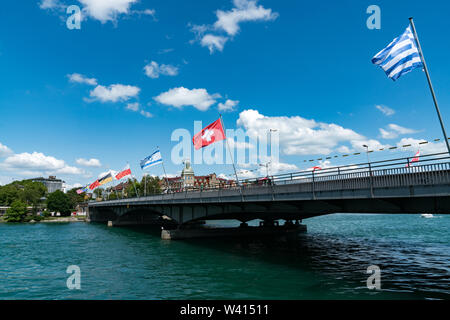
[192,119,226,150]
[115,164,132,180]
[406,150,420,167]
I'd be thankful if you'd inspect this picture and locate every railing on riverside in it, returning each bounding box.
[93,153,450,202]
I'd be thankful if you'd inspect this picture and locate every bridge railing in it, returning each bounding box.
[93,153,450,203]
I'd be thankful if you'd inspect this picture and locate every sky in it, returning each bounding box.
[1,0,450,190]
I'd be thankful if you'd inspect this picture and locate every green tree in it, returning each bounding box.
[66,188,85,208]
[140,176,161,196]
[0,180,46,208]
[93,188,104,199]
[4,200,28,222]
[47,190,72,216]
[125,179,140,198]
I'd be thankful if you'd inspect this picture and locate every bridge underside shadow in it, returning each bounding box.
[88,195,450,227]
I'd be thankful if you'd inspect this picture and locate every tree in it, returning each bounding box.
[47,190,72,216]
[125,179,140,198]
[4,200,28,222]
[93,188,104,199]
[66,188,85,208]
[140,176,162,196]
[0,180,46,208]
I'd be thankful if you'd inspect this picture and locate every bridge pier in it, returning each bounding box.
[161,221,307,240]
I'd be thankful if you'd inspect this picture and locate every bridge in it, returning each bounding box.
[88,153,450,239]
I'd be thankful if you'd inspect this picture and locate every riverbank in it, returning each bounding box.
[0,216,87,223]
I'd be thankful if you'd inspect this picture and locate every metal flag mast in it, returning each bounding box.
[219,114,240,187]
[409,17,450,154]
[157,146,171,194]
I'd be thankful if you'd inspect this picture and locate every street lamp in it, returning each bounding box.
[268,129,278,176]
[259,161,271,178]
[362,144,371,164]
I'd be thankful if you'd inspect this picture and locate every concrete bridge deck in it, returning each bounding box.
[88,153,450,229]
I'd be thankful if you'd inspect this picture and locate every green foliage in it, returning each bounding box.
[140,176,162,196]
[47,190,72,216]
[4,200,28,222]
[93,188,104,198]
[108,192,118,200]
[42,210,51,218]
[66,188,85,208]
[125,179,140,198]
[0,180,47,208]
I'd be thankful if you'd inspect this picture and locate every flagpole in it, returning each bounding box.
[144,173,147,197]
[219,114,240,186]
[158,146,171,194]
[409,17,450,154]
[132,174,139,198]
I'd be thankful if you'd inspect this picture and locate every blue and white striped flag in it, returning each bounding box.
[140,150,163,170]
[372,26,424,81]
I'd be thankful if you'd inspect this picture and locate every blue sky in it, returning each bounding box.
[1,0,450,189]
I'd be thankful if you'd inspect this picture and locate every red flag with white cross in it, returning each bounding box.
[192,119,226,150]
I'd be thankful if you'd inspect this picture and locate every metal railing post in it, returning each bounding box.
[312,171,316,200]
[369,162,374,198]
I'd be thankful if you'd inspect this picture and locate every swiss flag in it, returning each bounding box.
[193,119,226,150]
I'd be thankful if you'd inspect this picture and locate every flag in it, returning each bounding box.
[372,26,423,81]
[76,185,90,194]
[310,166,322,171]
[406,150,420,167]
[89,180,100,190]
[98,172,113,186]
[140,150,163,170]
[193,119,226,150]
[116,164,132,180]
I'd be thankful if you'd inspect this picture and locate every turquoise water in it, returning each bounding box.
[0,214,448,300]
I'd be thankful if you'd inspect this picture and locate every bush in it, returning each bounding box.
[4,200,28,222]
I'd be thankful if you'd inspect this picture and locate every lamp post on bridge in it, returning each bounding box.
[363,144,371,164]
[268,129,278,177]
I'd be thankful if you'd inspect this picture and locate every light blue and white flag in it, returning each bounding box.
[372,26,423,81]
[140,150,162,170]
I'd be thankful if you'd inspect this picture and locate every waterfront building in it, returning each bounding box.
[161,160,236,191]
[31,176,64,193]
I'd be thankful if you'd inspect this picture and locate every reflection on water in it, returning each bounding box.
[0,214,448,300]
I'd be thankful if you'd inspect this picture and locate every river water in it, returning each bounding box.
[0,214,448,300]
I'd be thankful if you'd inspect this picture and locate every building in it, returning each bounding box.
[32,176,64,193]
[161,160,236,191]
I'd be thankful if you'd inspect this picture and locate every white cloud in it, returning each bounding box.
[68,73,98,86]
[76,158,102,167]
[78,0,138,23]
[376,105,395,116]
[379,124,418,139]
[218,99,239,112]
[89,84,140,103]
[154,87,221,111]
[227,138,254,150]
[214,0,278,36]
[144,61,179,79]
[397,138,446,155]
[190,0,277,53]
[200,34,228,53]
[39,0,62,9]
[125,102,152,118]
[388,124,418,135]
[0,143,13,158]
[237,109,387,156]
[140,110,153,118]
[126,102,140,111]
[0,152,84,176]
